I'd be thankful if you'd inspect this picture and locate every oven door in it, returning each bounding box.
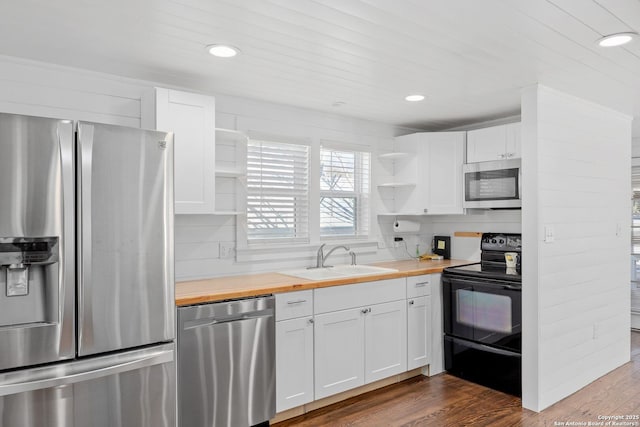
[463,159,521,209]
[443,274,521,353]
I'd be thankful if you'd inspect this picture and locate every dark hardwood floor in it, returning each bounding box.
[275,332,640,427]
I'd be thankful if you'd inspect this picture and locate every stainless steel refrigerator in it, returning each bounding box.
[0,113,176,427]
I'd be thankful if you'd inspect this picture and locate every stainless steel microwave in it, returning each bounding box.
[463,158,521,209]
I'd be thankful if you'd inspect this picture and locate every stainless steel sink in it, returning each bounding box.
[280,264,398,281]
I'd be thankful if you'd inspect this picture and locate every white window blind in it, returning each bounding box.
[320,147,370,238]
[247,139,309,244]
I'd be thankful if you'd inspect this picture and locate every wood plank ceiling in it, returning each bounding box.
[0,0,638,131]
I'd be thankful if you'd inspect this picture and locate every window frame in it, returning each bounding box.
[239,134,373,250]
[245,136,311,246]
[319,146,371,240]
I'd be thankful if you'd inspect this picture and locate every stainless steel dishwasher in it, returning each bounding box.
[178,295,276,427]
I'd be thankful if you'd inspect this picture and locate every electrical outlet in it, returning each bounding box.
[219,242,235,259]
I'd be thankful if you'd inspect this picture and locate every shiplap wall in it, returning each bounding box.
[521,85,631,412]
[429,210,522,260]
[176,94,421,279]
[0,55,151,127]
[0,55,419,279]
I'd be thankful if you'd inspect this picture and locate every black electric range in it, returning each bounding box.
[442,232,522,396]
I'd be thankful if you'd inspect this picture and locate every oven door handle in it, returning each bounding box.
[445,276,521,289]
[456,338,521,357]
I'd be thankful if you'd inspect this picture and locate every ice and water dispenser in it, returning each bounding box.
[0,237,59,327]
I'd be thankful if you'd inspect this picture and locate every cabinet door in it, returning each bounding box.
[276,317,314,412]
[156,88,215,214]
[466,125,507,163]
[425,132,465,215]
[364,300,407,383]
[407,296,431,370]
[314,309,365,399]
[505,122,521,159]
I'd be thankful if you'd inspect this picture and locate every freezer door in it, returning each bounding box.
[0,343,176,427]
[77,122,174,356]
[0,113,75,370]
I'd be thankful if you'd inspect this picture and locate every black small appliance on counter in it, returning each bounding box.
[442,232,522,396]
[433,235,451,259]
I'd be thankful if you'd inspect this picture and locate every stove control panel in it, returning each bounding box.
[481,233,521,252]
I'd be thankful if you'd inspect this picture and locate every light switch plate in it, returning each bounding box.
[544,225,554,243]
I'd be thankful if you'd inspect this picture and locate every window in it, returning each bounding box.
[320,147,370,239]
[246,139,309,244]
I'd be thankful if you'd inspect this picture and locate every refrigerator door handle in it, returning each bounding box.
[77,123,94,346]
[58,120,75,333]
[0,346,174,397]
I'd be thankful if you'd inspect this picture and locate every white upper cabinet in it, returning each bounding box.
[466,122,521,163]
[505,122,521,159]
[156,88,216,214]
[380,131,464,215]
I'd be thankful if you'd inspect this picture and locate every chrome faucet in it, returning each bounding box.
[311,244,350,268]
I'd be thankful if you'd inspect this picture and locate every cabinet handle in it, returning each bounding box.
[361,308,371,314]
[307,318,314,325]
[414,282,428,287]
[409,300,415,305]
[506,152,514,158]
[286,299,307,305]
[423,208,428,213]
[498,153,506,159]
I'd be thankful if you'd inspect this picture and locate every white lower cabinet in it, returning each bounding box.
[406,275,432,371]
[276,317,314,412]
[313,308,365,399]
[275,292,314,412]
[275,275,436,411]
[407,296,431,370]
[365,300,407,383]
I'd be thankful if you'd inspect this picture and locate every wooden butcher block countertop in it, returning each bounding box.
[175,259,473,306]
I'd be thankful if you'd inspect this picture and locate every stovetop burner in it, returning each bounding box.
[444,232,522,283]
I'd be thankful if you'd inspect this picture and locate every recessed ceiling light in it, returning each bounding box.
[597,32,637,47]
[405,94,425,102]
[206,44,241,58]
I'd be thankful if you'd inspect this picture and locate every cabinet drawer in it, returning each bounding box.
[275,290,313,321]
[406,275,431,298]
[314,278,406,314]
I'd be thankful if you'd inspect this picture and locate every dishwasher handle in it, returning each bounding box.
[183,309,273,330]
[179,296,275,330]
